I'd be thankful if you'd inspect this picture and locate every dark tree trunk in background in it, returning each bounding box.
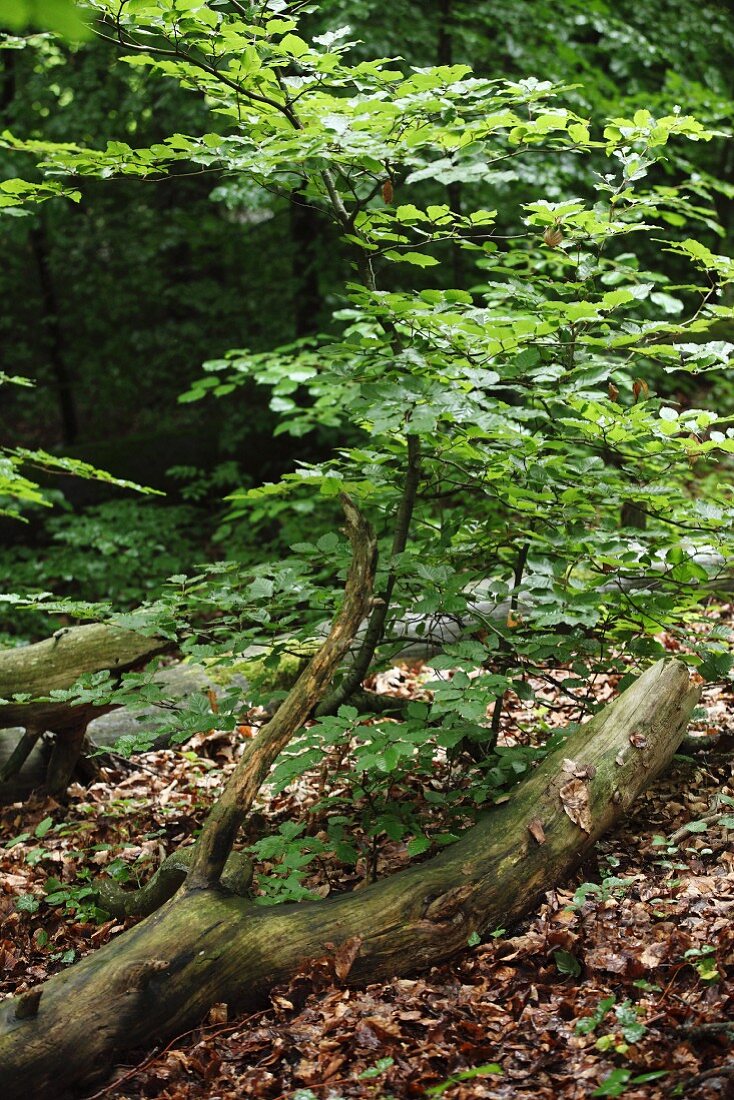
[290,184,323,337]
[437,0,465,288]
[30,216,79,444]
[0,51,16,114]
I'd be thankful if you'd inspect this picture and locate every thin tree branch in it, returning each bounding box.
[316,435,421,717]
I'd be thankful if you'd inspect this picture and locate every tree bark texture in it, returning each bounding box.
[0,623,169,709]
[0,624,170,791]
[0,658,697,1099]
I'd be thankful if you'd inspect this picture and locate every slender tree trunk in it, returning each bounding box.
[185,494,376,888]
[30,215,79,444]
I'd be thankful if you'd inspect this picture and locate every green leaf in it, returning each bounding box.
[34,817,54,839]
[427,1064,502,1096]
[357,1057,394,1079]
[592,1070,632,1097]
[383,250,440,267]
[5,832,30,849]
[15,893,40,913]
[592,1069,667,1097]
[554,950,582,977]
[279,33,310,57]
[248,576,274,600]
[407,835,431,857]
[697,649,733,681]
[0,0,90,39]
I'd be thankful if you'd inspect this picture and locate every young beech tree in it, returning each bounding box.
[0,1,732,1092]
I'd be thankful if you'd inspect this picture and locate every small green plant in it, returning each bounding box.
[571,876,638,910]
[15,894,40,914]
[357,1057,394,1080]
[43,871,108,924]
[576,996,617,1036]
[49,948,77,966]
[577,997,648,1054]
[554,949,582,977]
[426,1063,502,1096]
[592,1069,668,1097]
[684,944,719,983]
[632,979,661,993]
[5,816,55,850]
[247,822,329,905]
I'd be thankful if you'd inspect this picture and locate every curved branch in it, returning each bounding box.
[184,494,376,890]
[96,849,253,919]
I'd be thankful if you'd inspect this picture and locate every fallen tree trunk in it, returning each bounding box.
[0,624,171,792]
[0,657,697,1098]
[0,623,169,704]
[0,662,224,802]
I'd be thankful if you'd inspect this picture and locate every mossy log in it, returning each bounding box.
[0,624,169,704]
[0,624,170,792]
[0,658,697,1099]
[96,848,254,919]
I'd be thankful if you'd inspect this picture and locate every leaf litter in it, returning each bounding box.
[1,637,734,1099]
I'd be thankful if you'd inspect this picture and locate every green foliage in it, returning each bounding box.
[1,498,203,604]
[0,0,90,40]
[683,944,720,982]
[576,996,617,1036]
[357,1057,394,1080]
[553,950,582,977]
[247,821,328,905]
[593,1069,668,1097]
[43,869,108,922]
[571,876,638,910]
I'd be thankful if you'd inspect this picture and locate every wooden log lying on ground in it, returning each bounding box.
[0,624,170,793]
[0,662,223,802]
[0,657,698,1098]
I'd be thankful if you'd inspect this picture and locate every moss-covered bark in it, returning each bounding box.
[0,624,170,792]
[0,659,697,1099]
[96,848,253,919]
[0,624,168,703]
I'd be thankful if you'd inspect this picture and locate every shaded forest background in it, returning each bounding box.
[2,0,734,638]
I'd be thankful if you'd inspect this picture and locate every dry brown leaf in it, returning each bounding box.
[559,777,592,833]
[208,1001,228,1026]
[333,936,363,981]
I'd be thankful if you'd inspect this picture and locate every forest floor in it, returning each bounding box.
[1,628,734,1100]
